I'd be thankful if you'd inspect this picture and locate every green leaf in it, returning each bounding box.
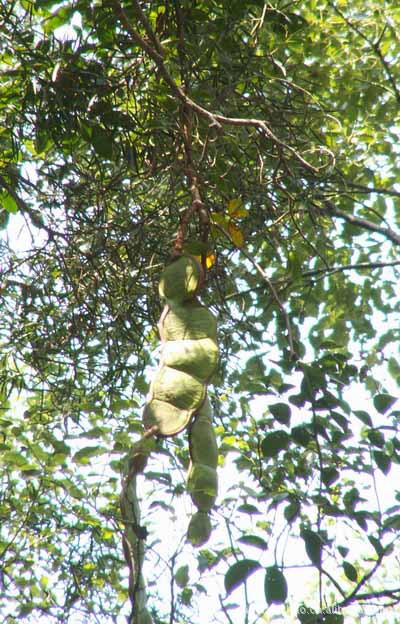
[284,500,300,523]
[366,429,385,448]
[337,546,349,558]
[237,535,268,550]
[269,402,291,425]
[73,446,108,464]
[261,430,290,458]
[175,565,189,588]
[373,393,397,414]
[368,535,384,556]
[224,559,261,595]
[353,410,373,426]
[237,503,261,515]
[343,561,358,582]
[1,193,19,214]
[264,566,288,605]
[2,451,29,467]
[0,209,10,228]
[91,126,114,159]
[182,240,211,256]
[373,450,391,474]
[291,424,312,447]
[298,605,343,624]
[321,467,340,487]
[301,529,323,567]
[383,514,400,531]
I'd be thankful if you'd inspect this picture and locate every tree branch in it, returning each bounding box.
[110,0,320,173]
[348,182,400,200]
[322,200,400,246]
[304,259,400,279]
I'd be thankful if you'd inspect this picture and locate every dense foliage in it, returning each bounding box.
[1,1,400,622]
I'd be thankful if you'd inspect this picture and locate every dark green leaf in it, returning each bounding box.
[373,393,397,414]
[337,546,349,558]
[368,535,384,556]
[367,429,385,448]
[343,561,358,582]
[269,402,291,425]
[91,126,114,159]
[321,467,340,487]
[297,605,317,623]
[224,559,261,595]
[264,566,288,605]
[291,424,312,447]
[72,446,108,464]
[237,535,268,550]
[321,614,344,624]
[175,565,189,588]
[383,514,400,531]
[261,430,290,458]
[284,500,300,523]
[301,529,323,567]
[237,503,261,514]
[353,410,373,426]
[373,450,391,474]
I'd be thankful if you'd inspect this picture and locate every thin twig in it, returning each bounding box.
[348,182,400,199]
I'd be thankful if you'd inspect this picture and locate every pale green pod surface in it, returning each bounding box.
[162,338,219,381]
[143,399,193,436]
[136,609,153,624]
[150,367,206,410]
[187,511,212,547]
[187,463,218,512]
[189,418,218,469]
[158,255,202,303]
[160,302,217,342]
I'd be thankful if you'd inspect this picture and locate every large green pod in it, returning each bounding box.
[150,366,206,410]
[187,463,218,512]
[162,338,218,382]
[160,302,217,342]
[189,398,218,469]
[158,255,202,303]
[143,399,194,436]
[187,511,212,547]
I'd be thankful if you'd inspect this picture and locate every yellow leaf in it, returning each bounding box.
[194,253,216,269]
[227,198,241,214]
[205,253,216,268]
[228,222,244,248]
[227,198,247,218]
[210,212,229,228]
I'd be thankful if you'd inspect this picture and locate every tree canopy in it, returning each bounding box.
[1,1,400,623]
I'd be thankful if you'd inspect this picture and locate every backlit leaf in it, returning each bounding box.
[224,559,261,595]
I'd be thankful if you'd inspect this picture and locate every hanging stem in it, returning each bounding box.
[172,104,210,271]
[119,429,158,623]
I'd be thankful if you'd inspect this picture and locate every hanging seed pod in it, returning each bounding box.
[143,256,218,437]
[143,254,219,545]
[186,397,218,545]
